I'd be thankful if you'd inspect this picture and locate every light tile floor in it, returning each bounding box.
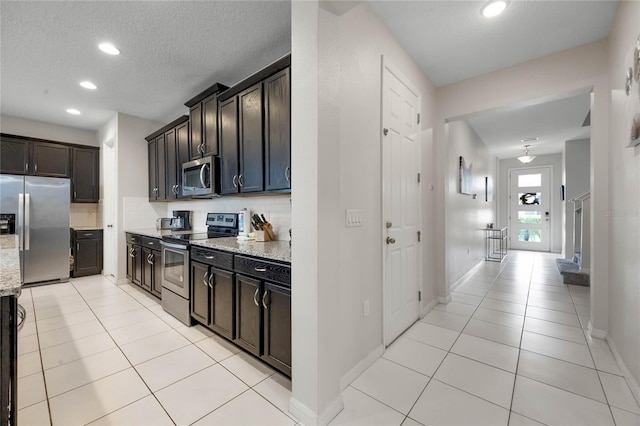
[16,251,640,425]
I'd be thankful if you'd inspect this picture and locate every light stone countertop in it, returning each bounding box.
[0,235,21,296]
[72,226,103,231]
[191,237,291,263]
[125,230,291,263]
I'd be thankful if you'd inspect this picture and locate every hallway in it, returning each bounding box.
[15,251,640,425]
[333,251,640,425]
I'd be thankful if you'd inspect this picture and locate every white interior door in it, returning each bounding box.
[382,57,422,346]
[509,167,551,251]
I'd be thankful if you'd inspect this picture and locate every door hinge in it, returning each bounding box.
[418,291,422,301]
[417,113,421,124]
[417,173,421,183]
[417,231,421,242]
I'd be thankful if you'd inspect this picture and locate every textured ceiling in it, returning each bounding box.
[0,1,291,131]
[465,91,591,159]
[368,1,618,87]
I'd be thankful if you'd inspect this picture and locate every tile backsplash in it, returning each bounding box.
[70,203,99,227]
[166,195,292,240]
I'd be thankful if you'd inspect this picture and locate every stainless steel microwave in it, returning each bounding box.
[181,156,219,197]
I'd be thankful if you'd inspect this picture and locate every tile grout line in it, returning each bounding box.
[19,287,54,426]
[69,279,179,426]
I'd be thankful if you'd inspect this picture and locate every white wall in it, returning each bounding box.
[564,139,591,257]
[290,2,438,423]
[0,114,98,147]
[606,0,640,392]
[334,1,438,384]
[447,120,497,285]
[497,154,563,253]
[112,113,165,281]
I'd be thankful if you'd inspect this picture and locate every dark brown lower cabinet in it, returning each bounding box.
[262,283,291,375]
[72,230,103,277]
[190,262,235,341]
[235,274,292,376]
[234,275,261,355]
[126,233,161,298]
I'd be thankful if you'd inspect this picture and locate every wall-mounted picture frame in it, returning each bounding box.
[459,156,473,195]
[485,176,493,202]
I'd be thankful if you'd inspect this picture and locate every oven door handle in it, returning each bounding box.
[160,241,189,251]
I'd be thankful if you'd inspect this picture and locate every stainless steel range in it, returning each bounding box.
[160,213,238,325]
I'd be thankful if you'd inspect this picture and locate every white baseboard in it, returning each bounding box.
[588,321,607,339]
[289,394,344,426]
[339,344,384,390]
[421,298,440,318]
[606,334,640,405]
[437,295,451,305]
[449,260,484,293]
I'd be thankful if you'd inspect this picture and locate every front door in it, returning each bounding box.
[382,57,422,345]
[509,167,551,251]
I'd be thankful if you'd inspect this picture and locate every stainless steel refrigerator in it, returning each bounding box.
[0,174,70,286]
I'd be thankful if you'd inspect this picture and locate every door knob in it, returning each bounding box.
[386,237,396,244]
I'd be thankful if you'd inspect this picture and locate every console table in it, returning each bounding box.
[485,227,507,262]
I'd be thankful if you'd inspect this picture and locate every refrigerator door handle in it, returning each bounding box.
[18,193,24,251]
[24,193,31,251]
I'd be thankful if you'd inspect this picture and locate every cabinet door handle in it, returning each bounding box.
[129,248,135,257]
[77,243,80,253]
[208,273,214,288]
[232,175,238,188]
[74,191,77,199]
[147,254,153,265]
[204,255,214,259]
[262,289,269,310]
[285,166,291,182]
[199,143,205,154]
[203,272,208,287]
[84,233,93,236]
[254,267,267,272]
[238,174,244,187]
[253,287,260,307]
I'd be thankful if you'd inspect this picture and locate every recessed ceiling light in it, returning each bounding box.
[98,42,120,55]
[481,0,507,18]
[66,108,81,115]
[79,81,97,90]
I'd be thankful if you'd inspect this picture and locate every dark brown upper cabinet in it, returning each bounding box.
[264,67,291,191]
[219,97,239,195]
[218,82,266,195]
[72,147,99,203]
[216,55,291,196]
[0,135,29,174]
[1,134,99,202]
[32,141,70,177]
[238,83,264,193]
[184,83,229,161]
[145,116,189,201]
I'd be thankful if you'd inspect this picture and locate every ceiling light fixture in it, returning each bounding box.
[79,81,97,90]
[481,0,508,18]
[517,145,536,164]
[98,42,120,55]
[66,108,81,115]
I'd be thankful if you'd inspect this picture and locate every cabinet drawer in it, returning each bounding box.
[191,247,233,270]
[234,255,290,286]
[75,230,102,240]
[141,237,162,250]
[126,233,141,244]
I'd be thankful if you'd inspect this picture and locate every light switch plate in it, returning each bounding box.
[345,209,363,227]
